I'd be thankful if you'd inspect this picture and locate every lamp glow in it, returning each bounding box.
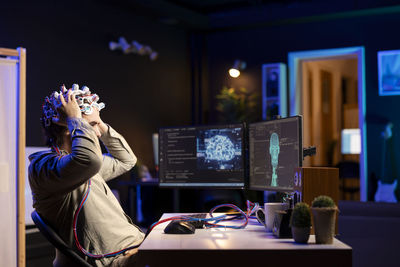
[229,68,240,78]
[228,60,246,78]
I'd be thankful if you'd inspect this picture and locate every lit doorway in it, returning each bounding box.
[288,47,367,201]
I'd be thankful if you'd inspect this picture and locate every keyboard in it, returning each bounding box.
[182,213,207,229]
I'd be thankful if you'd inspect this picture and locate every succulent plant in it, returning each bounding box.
[311,195,335,208]
[290,202,311,228]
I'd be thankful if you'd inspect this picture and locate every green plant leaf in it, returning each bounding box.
[311,195,335,208]
[215,86,260,123]
[290,202,311,227]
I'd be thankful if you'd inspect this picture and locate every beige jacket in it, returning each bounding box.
[29,118,145,267]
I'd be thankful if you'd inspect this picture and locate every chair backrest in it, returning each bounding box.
[31,210,93,267]
[337,161,360,178]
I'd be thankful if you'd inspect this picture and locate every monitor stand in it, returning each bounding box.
[282,192,296,209]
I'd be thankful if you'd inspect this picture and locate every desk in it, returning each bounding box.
[137,213,352,267]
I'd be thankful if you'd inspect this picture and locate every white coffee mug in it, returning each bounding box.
[256,202,289,232]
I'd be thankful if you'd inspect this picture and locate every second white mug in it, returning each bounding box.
[256,202,289,232]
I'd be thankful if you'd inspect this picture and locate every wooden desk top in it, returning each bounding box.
[137,213,351,267]
[140,213,352,251]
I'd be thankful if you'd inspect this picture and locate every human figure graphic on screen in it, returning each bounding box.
[269,132,280,187]
[28,84,144,267]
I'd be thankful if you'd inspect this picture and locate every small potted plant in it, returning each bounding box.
[290,202,311,244]
[311,195,338,244]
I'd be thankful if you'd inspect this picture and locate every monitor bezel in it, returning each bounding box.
[248,115,303,192]
[158,122,247,189]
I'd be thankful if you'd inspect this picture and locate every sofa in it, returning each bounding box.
[338,201,400,267]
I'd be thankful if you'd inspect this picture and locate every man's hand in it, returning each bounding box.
[52,89,82,126]
[82,107,108,137]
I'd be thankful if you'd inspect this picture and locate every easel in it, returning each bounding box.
[0,47,26,267]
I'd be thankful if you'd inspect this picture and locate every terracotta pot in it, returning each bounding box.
[291,226,311,244]
[311,207,338,244]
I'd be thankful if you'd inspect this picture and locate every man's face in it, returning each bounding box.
[82,108,102,137]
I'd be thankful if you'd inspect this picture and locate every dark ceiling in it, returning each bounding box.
[99,0,315,30]
[99,0,400,30]
[165,0,304,14]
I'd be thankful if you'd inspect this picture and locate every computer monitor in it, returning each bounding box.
[158,123,245,188]
[341,128,361,154]
[248,116,303,192]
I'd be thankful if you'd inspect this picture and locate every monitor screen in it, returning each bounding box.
[159,124,245,188]
[249,116,303,192]
[341,128,361,154]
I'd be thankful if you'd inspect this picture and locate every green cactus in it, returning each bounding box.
[290,202,311,228]
[311,195,335,208]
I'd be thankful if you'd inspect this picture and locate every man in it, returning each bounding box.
[29,84,144,267]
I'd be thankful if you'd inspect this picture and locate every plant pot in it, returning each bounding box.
[311,207,338,244]
[291,226,311,244]
[272,209,292,238]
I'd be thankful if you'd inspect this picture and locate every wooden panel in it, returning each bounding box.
[293,167,339,234]
[320,70,334,166]
[343,104,359,129]
[308,70,314,166]
[298,167,339,205]
[17,47,26,267]
[0,48,19,57]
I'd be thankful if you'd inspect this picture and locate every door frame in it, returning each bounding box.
[288,46,367,201]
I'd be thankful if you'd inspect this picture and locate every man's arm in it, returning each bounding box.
[98,124,137,182]
[29,118,103,195]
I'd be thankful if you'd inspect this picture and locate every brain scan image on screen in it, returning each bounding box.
[205,135,235,161]
[197,128,242,170]
[269,132,280,186]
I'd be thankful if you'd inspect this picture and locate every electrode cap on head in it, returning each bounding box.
[42,83,106,127]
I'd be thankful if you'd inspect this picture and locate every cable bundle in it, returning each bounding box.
[73,180,141,258]
[148,200,259,232]
[205,200,259,229]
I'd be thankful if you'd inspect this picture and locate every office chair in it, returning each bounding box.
[31,210,93,267]
[337,161,360,200]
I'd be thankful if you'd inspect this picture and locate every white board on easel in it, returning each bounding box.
[0,48,26,267]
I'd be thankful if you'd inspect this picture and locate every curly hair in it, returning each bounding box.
[40,84,105,147]
[40,117,68,147]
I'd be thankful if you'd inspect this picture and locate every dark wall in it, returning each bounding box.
[3,0,400,200]
[1,0,192,169]
[205,8,400,200]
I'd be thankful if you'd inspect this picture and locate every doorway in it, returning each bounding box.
[288,47,367,201]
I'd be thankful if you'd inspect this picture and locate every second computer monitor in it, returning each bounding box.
[159,123,245,188]
[249,116,303,192]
